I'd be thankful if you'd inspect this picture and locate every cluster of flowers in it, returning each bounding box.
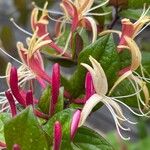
[0,0,150,149]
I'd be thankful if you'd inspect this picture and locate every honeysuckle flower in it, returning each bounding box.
[79,56,149,140]
[60,0,110,44]
[70,109,81,140]
[16,28,52,88]
[109,37,150,113]
[31,2,71,58]
[2,66,49,120]
[49,63,60,116]
[100,4,150,52]
[53,121,62,150]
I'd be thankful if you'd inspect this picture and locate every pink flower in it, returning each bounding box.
[60,0,109,43]
[17,29,52,88]
[31,2,71,58]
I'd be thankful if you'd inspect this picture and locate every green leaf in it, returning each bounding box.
[128,0,150,8]
[62,35,120,98]
[55,87,64,113]
[119,9,142,20]
[0,113,11,142]
[38,86,51,114]
[38,86,64,115]
[71,127,114,150]
[43,109,75,148]
[4,107,49,150]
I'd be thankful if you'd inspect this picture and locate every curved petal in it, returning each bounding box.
[81,56,108,95]
[124,36,142,71]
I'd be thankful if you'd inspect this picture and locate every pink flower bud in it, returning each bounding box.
[49,63,60,116]
[53,121,62,150]
[71,110,81,140]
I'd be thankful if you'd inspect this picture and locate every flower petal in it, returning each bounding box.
[81,56,108,95]
[124,36,142,71]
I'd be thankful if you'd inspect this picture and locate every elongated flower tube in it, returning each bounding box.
[31,2,71,58]
[71,110,81,140]
[9,67,26,106]
[53,121,62,150]
[49,63,60,116]
[79,56,149,140]
[5,91,17,117]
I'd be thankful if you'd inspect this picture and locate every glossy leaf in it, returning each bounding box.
[0,113,11,142]
[128,0,150,8]
[38,86,64,115]
[72,127,114,150]
[61,35,120,98]
[43,109,75,148]
[38,86,51,114]
[4,107,49,150]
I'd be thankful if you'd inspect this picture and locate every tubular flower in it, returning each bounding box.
[79,56,149,140]
[109,36,150,112]
[1,66,49,120]
[16,28,52,88]
[100,5,150,52]
[60,0,109,43]
[31,2,71,58]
